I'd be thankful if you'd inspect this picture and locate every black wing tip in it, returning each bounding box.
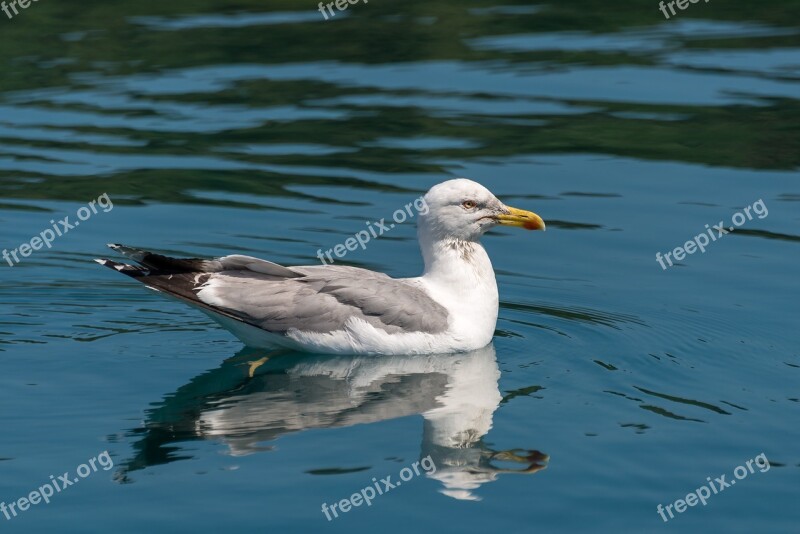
[103,243,215,273]
[106,243,149,261]
[94,258,118,269]
[94,258,149,277]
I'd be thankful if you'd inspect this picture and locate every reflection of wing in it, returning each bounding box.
[116,344,547,499]
[197,371,448,456]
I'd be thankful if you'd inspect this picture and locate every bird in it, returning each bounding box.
[96,179,545,355]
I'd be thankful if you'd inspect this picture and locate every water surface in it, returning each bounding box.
[0,1,798,532]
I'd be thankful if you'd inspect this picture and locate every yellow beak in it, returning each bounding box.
[496,206,546,231]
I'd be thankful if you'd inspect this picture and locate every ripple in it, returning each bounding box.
[130,11,324,30]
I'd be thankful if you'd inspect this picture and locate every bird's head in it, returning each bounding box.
[418,178,545,242]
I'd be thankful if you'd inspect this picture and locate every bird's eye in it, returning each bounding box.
[462,200,477,209]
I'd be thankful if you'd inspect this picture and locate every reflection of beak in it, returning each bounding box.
[496,206,546,231]
[485,449,549,474]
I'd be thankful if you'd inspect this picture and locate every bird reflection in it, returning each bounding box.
[117,344,548,500]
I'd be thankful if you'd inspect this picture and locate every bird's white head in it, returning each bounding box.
[418,178,545,243]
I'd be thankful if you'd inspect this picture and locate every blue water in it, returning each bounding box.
[1,2,798,532]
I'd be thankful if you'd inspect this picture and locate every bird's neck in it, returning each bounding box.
[420,235,498,317]
[418,234,499,342]
[420,236,495,286]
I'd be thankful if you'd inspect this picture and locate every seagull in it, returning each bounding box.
[97,179,545,355]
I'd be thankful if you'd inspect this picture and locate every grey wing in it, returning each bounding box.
[97,245,448,336]
[199,265,449,335]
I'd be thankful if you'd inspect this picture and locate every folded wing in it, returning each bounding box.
[97,244,449,337]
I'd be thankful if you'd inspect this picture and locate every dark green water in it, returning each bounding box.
[0,1,798,532]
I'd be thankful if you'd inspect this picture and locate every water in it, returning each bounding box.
[1,1,798,532]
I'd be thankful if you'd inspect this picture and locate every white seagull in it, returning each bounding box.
[97,179,545,355]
